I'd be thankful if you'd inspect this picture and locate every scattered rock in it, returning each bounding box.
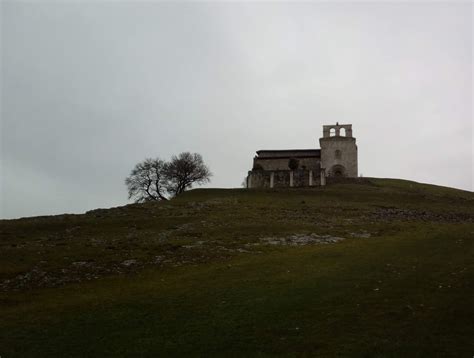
[153,255,165,264]
[372,208,473,222]
[121,259,138,267]
[72,261,92,267]
[260,233,346,246]
[350,232,371,238]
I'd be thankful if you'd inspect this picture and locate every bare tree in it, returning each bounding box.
[125,158,168,202]
[125,153,212,202]
[164,152,212,196]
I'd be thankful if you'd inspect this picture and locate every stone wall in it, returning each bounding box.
[319,136,358,177]
[248,169,322,188]
[272,171,291,188]
[247,170,272,188]
[253,157,321,171]
[293,169,309,187]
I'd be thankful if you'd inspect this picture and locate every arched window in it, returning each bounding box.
[340,128,346,137]
[335,150,342,159]
[330,164,346,177]
[330,128,336,137]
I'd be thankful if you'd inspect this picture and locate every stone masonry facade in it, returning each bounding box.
[247,123,358,188]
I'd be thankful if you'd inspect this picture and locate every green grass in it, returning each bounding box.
[1,178,473,357]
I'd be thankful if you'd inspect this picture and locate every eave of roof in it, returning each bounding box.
[256,149,320,154]
[255,155,320,160]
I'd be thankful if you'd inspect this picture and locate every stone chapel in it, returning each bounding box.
[247,123,358,188]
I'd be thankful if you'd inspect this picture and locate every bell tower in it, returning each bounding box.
[319,123,358,177]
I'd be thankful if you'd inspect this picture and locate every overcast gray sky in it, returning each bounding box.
[1,1,472,219]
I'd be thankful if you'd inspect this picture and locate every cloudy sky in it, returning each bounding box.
[1,1,472,219]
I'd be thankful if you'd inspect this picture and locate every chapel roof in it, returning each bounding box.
[256,149,320,159]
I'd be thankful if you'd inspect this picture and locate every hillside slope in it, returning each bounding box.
[1,178,473,356]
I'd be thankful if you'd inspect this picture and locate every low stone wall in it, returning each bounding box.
[272,171,291,188]
[248,169,322,188]
[248,170,272,188]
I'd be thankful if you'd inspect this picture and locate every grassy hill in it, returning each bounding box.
[1,178,473,357]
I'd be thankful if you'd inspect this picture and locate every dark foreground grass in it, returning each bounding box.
[1,179,473,357]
